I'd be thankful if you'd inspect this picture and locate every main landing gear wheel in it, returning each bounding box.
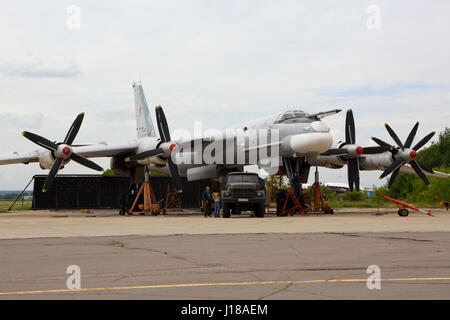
[398,208,409,217]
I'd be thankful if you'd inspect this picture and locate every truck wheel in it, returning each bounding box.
[254,203,265,218]
[398,208,409,217]
[223,204,231,218]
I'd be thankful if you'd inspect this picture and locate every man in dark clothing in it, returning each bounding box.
[291,171,306,208]
[202,186,213,217]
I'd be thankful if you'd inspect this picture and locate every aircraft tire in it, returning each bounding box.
[398,208,409,217]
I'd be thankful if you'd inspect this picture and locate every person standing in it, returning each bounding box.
[202,186,212,217]
[213,190,221,217]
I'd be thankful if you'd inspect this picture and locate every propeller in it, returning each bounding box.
[126,105,183,193]
[320,109,391,191]
[372,122,436,187]
[22,113,103,192]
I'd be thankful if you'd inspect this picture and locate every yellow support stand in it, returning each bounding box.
[127,168,160,215]
[164,183,183,212]
[306,167,333,215]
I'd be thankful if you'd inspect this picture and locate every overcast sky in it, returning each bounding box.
[0,1,449,189]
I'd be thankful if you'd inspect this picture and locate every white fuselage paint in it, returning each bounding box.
[134,111,334,176]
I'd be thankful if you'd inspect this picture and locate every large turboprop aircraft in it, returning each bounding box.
[0,82,341,192]
[0,82,448,192]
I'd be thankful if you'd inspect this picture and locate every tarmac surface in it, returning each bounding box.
[0,209,449,299]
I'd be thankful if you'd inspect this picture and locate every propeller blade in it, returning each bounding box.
[320,148,349,156]
[168,158,183,193]
[22,131,58,151]
[42,157,64,192]
[380,159,405,179]
[353,158,361,191]
[388,168,400,188]
[384,123,404,150]
[413,131,436,151]
[70,153,103,171]
[362,146,392,154]
[417,161,434,174]
[155,106,171,142]
[404,121,419,149]
[126,148,165,162]
[410,160,430,185]
[347,158,360,192]
[345,109,356,144]
[64,113,84,145]
[371,137,393,148]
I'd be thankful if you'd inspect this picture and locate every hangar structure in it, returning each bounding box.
[32,175,210,210]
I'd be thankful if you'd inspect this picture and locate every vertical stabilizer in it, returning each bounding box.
[133,81,156,138]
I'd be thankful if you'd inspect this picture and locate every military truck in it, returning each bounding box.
[221,172,266,218]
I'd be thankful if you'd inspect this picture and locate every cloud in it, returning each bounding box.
[321,83,435,97]
[0,112,44,129]
[0,54,81,78]
[95,109,135,123]
[0,1,450,189]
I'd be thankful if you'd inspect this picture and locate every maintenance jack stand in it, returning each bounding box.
[305,167,333,215]
[128,168,160,215]
[280,187,306,216]
[164,183,183,212]
[266,171,283,214]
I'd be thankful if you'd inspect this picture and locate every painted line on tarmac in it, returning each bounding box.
[1,277,450,296]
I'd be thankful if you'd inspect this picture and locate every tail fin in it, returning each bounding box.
[133,81,156,138]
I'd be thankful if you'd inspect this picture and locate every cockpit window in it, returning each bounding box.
[280,113,294,121]
[293,111,306,118]
[276,110,312,123]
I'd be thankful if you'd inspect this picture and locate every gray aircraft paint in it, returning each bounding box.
[133,82,156,138]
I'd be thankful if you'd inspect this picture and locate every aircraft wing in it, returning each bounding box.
[0,151,41,165]
[399,164,450,179]
[0,141,139,166]
[72,141,139,158]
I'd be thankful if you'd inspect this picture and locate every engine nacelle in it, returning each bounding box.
[135,137,167,167]
[306,154,345,169]
[39,150,54,169]
[359,154,393,171]
[38,150,70,170]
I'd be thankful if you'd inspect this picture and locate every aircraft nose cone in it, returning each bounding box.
[409,150,416,159]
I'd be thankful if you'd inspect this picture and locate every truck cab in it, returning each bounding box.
[221,172,266,218]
